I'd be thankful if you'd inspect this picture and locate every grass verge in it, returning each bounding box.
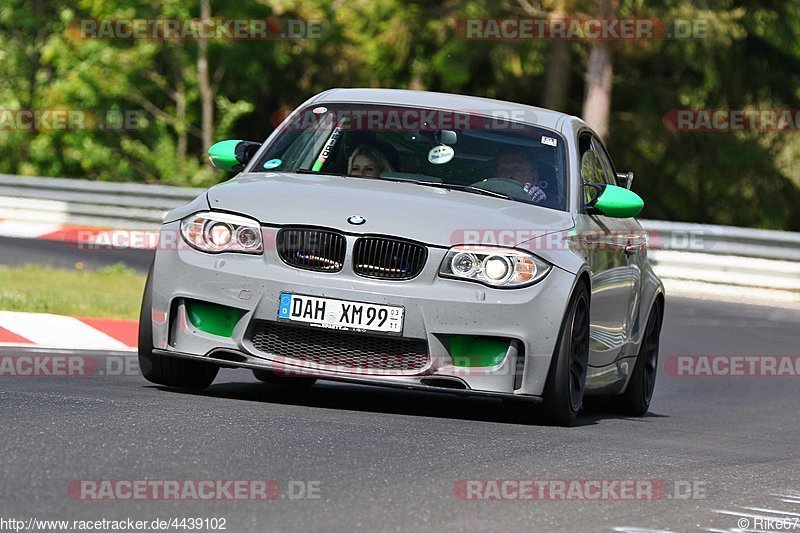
[0,263,145,319]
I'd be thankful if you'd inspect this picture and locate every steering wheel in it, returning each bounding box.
[470,178,531,201]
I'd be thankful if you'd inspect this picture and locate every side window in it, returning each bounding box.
[591,136,618,186]
[579,133,605,204]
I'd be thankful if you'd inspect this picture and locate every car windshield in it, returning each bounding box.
[254,103,568,211]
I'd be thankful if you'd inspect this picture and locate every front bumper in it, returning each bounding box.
[149,221,577,397]
[152,348,543,403]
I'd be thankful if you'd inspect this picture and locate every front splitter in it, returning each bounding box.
[152,348,543,403]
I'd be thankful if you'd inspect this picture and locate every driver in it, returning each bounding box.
[495,148,547,204]
[348,144,396,177]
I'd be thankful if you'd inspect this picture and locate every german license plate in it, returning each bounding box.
[277,293,404,335]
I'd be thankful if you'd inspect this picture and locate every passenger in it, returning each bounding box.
[495,147,547,204]
[348,144,396,177]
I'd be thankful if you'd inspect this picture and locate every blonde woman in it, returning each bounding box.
[347,144,396,177]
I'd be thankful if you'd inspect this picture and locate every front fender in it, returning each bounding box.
[162,193,212,224]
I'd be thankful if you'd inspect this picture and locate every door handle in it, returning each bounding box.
[622,238,645,255]
[623,238,639,255]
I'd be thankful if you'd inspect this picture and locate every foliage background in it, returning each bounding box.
[1,0,798,229]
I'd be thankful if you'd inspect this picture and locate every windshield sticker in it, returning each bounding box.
[428,144,455,165]
[541,136,558,147]
[311,118,347,172]
[312,106,328,114]
[263,158,282,169]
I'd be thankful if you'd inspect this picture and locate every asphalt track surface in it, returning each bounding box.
[1,295,799,532]
[0,236,154,272]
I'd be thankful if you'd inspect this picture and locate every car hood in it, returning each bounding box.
[207,172,574,250]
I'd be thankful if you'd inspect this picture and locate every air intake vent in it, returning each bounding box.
[352,237,427,280]
[249,321,429,374]
[277,228,346,272]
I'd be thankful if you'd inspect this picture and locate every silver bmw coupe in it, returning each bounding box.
[139,88,664,426]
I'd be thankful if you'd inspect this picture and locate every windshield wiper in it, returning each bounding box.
[406,181,513,200]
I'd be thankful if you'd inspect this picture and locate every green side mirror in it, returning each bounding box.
[586,184,644,218]
[208,140,262,172]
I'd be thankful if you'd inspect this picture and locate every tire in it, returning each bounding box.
[542,282,590,426]
[613,300,662,416]
[252,369,317,387]
[138,262,219,391]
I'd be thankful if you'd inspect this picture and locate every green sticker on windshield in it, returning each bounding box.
[311,117,348,172]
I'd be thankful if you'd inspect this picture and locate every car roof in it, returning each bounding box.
[311,88,572,131]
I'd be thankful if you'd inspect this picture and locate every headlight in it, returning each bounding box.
[180,211,263,254]
[439,246,550,288]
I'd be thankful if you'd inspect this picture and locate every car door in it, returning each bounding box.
[592,136,646,337]
[573,132,637,367]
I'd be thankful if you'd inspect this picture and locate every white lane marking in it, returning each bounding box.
[612,526,674,533]
[774,491,800,504]
[619,492,800,533]
[0,220,64,239]
[741,506,800,517]
[0,312,129,350]
[0,198,70,224]
[713,509,794,521]
[711,499,800,532]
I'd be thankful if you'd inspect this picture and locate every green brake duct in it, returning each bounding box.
[449,335,510,367]
[186,300,243,337]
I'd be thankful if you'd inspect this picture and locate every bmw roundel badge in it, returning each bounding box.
[347,215,366,225]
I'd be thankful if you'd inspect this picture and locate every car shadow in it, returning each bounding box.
[577,399,669,426]
[149,372,669,428]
